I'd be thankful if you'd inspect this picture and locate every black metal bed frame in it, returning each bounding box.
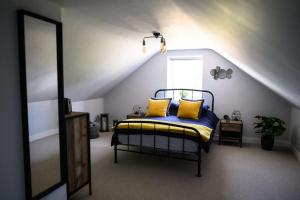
[113,89,215,177]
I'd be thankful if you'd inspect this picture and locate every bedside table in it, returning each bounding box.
[127,113,145,119]
[219,119,243,147]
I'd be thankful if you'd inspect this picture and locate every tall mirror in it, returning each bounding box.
[18,10,66,200]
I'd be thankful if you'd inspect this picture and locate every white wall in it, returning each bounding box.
[104,49,291,143]
[28,100,59,141]
[72,98,104,122]
[290,107,300,161]
[0,0,66,199]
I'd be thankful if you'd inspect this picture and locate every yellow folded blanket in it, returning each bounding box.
[114,119,212,142]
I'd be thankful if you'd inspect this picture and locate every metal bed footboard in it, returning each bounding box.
[113,120,204,177]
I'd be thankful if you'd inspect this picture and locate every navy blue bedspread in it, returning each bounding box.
[145,110,219,130]
[112,111,219,153]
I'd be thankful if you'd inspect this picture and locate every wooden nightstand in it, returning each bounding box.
[126,113,145,119]
[219,119,243,147]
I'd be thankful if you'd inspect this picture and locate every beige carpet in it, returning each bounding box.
[71,132,300,200]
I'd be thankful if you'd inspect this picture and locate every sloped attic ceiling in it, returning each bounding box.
[51,0,300,108]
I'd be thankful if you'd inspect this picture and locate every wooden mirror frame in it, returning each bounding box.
[17,10,67,200]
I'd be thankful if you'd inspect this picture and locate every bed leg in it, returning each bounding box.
[197,147,201,177]
[114,144,118,163]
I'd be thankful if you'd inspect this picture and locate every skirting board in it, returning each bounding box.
[213,134,290,147]
[243,136,291,147]
[214,134,300,163]
[29,128,59,142]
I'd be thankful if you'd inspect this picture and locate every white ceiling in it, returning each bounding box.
[51,0,300,107]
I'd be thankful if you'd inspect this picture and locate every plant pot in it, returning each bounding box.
[261,135,274,150]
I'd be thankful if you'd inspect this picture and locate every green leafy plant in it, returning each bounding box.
[179,90,189,98]
[254,115,286,136]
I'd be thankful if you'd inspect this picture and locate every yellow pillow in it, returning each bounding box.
[146,98,170,117]
[177,99,203,120]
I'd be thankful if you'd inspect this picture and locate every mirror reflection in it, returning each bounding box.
[24,15,61,197]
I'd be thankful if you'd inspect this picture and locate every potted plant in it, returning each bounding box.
[179,90,188,99]
[254,115,286,150]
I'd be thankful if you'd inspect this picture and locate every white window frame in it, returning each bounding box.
[167,55,203,89]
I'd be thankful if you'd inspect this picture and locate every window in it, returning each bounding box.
[167,56,203,100]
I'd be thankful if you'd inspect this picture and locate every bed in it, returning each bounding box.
[111,89,219,177]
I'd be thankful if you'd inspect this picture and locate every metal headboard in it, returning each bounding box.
[154,88,215,112]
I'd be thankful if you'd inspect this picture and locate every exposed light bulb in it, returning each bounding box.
[160,37,165,53]
[142,39,146,53]
[163,39,166,52]
[161,46,166,53]
[160,43,164,53]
